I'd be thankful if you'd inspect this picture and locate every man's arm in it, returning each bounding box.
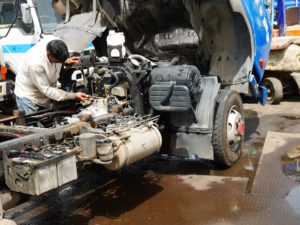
[65,56,80,65]
[28,65,77,101]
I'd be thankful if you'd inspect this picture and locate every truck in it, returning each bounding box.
[263,0,300,104]
[0,0,94,114]
[0,0,273,198]
[0,0,63,79]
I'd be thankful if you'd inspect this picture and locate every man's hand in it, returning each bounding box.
[65,56,81,65]
[75,92,90,101]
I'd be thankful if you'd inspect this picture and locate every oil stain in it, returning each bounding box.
[68,173,300,225]
[71,175,251,225]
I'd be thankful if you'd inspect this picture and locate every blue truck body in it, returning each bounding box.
[242,0,273,84]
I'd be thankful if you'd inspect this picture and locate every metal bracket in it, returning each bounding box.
[91,0,97,27]
[195,76,221,129]
[64,0,70,23]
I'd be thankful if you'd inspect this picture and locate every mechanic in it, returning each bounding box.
[14,37,90,115]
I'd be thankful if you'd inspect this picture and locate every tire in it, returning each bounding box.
[262,77,283,104]
[212,89,244,168]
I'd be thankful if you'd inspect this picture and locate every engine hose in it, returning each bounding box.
[109,72,120,95]
[128,54,156,66]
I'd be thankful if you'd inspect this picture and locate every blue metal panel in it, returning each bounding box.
[278,0,286,36]
[240,0,273,84]
[274,0,300,8]
[2,44,35,54]
[275,0,300,35]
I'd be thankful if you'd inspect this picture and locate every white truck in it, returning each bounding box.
[0,32,12,111]
[0,0,94,114]
[0,0,62,78]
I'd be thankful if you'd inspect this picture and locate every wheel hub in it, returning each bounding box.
[227,107,244,151]
[237,121,245,136]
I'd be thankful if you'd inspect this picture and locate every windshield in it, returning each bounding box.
[0,0,16,27]
[0,0,35,35]
[34,0,62,34]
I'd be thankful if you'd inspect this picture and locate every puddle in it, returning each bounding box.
[69,174,250,225]
[282,145,300,183]
[211,142,262,193]
[285,186,300,215]
[282,160,300,183]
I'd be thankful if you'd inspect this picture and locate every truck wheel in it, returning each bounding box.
[212,90,244,168]
[262,77,283,104]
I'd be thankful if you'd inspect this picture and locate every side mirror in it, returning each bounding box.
[21,3,33,24]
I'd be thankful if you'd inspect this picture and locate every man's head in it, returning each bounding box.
[46,40,69,63]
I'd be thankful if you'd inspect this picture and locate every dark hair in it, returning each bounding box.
[46,40,69,63]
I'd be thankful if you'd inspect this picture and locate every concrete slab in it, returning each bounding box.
[0,219,16,225]
[4,169,300,225]
[4,131,300,225]
[252,132,300,197]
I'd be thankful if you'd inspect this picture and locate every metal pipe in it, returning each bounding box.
[28,111,74,119]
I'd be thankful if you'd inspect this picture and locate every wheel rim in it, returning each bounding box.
[227,105,244,152]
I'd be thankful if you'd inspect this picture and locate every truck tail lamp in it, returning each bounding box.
[0,66,7,80]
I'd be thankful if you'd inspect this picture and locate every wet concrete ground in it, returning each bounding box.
[3,96,300,225]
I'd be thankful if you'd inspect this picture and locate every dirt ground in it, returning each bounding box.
[3,95,300,225]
